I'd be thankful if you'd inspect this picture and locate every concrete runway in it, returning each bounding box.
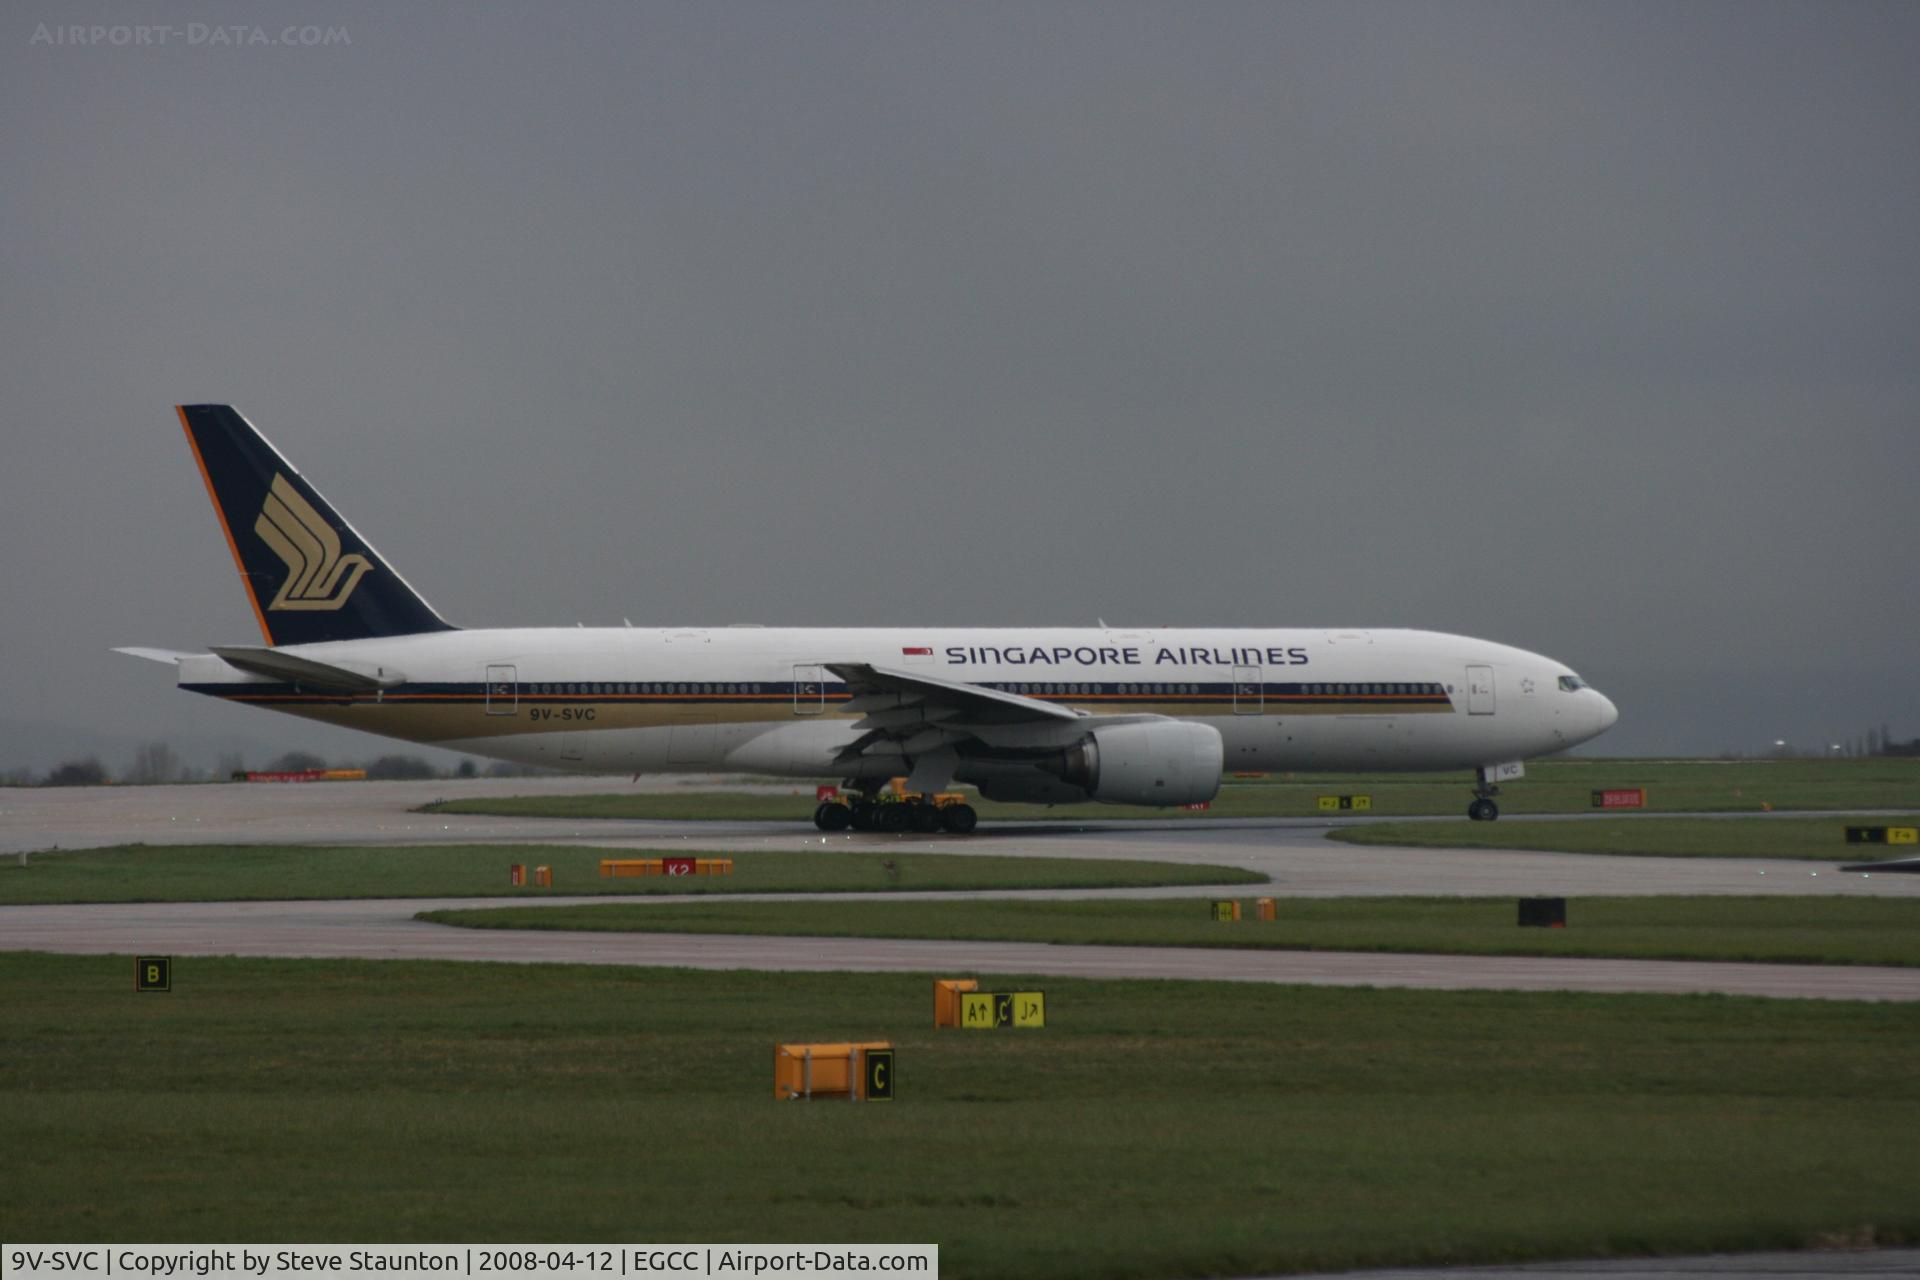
[4,778,1919,1001]
[5,776,1916,898]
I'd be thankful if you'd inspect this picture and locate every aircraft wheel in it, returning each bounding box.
[941,803,979,835]
[907,803,942,833]
[814,803,852,832]
[1468,798,1499,822]
[875,804,909,833]
[849,803,876,832]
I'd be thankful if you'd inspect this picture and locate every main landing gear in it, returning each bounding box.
[812,790,979,835]
[1467,765,1501,821]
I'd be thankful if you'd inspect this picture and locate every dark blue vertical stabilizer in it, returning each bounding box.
[178,404,456,646]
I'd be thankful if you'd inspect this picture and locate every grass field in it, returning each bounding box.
[420,757,1920,822]
[419,895,1920,968]
[0,845,1261,905]
[3,952,1916,1277]
[12,761,1918,1275]
[1330,815,1919,860]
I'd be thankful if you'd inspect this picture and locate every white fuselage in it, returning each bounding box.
[176,625,1618,780]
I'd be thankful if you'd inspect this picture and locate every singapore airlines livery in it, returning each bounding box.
[123,406,1618,833]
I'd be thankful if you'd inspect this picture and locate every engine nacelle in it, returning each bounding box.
[1055,720,1223,807]
[967,767,1093,807]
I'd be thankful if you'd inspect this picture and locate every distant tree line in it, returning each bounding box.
[3,743,554,786]
[1742,723,1920,758]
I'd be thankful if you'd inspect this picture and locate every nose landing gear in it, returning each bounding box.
[1467,764,1505,821]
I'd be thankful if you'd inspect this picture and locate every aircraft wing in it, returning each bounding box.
[823,662,1164,772]
[828,662,1083,726]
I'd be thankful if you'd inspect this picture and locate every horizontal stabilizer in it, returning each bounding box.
[113,646,199,665]
[209,645,400,692]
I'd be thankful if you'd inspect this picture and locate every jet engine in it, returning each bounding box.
[966,769,1094,807]
[1051,720,1224,807]
[962,720,1223,807]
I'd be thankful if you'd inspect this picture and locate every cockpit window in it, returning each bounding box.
[1558,674,1586,692]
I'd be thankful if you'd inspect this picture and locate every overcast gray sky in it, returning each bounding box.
[3,0,1916,771]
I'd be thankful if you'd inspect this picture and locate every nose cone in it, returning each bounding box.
[1592,690,1619,735]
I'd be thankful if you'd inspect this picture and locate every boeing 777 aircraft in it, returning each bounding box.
[122,405,1618,833]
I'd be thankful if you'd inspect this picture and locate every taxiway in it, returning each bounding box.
[4,778,1918,1002]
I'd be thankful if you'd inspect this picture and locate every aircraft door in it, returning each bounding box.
[484,664,517,716]
[793,664,826,716]
[1466,665,1495,715]
[1232,664,1262,714]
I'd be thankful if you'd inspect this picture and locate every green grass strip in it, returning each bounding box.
[1330,815,1920,860]
[0,844,1261,904]
[419,895,1920,968]
[422,757,1920,820]
[3,952,1916,1275]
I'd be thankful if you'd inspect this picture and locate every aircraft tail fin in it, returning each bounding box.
[176,404,456,646]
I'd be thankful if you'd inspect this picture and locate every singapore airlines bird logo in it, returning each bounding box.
[254,474,371,611]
